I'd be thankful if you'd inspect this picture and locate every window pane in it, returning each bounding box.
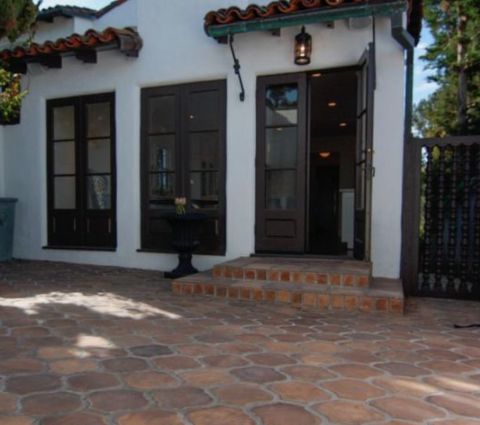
[88,139,111,174]
[266,84,298,126]
[266,127,297,169]
[87,102,111,138]
[188,90,219,131]
[149,173,175,200]
[54,141,75,175]
[190,132,218,170]
[266,170,296,210]
[149,135,175,172]
[54,176,76,209]
[149,95,175,134]
[190,171,218,205]
[87,175,111,210]
[53,106,75,140]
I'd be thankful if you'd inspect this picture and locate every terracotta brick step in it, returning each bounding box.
[172,273,404,315]
[212,256,371,288]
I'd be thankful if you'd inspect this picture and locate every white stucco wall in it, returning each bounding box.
[2,0,406,278]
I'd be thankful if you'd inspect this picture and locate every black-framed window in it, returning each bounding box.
[140,80,226,255]
[46,93,116,249]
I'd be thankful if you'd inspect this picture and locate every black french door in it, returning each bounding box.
[47,93,116,248]
[354,44,375,261]
[140,80,227,255]
[255,73,307,253]
[256,60,374,259]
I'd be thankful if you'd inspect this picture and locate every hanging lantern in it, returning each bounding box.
[294,26,312,65]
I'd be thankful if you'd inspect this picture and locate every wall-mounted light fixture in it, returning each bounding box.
[319,152,331,159]
[294,26,312,65]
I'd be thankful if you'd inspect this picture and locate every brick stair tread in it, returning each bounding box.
[175,273,403,299]
[215,256,371,275]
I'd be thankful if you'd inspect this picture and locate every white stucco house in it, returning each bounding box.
[0,0,422,296]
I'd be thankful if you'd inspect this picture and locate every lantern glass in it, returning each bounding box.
[295,26,312,65]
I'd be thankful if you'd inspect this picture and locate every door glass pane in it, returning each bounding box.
[266,128,297,168]
[53,106,74,140]
[266,84,298,126]
[54,176,76,209]
[149,135,175,171]
[266,170,296,210]
[87,102,111,138]
[149,173,175,200]
[188,91,219,131]
[87,175,111,210]
[88,139,111,174]
[190,132,218,170]
[149,95,175,134]
[190,171,218,202]
[54,141,75,175]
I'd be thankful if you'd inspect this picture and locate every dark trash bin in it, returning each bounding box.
[0,198,17,262]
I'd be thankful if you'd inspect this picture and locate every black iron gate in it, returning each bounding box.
[402,136,480,299]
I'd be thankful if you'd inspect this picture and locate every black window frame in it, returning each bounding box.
[140,80,227,255]
[46,92,117,250]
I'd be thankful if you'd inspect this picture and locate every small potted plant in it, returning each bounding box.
[163,198,207,279]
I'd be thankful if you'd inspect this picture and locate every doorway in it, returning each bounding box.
[308,71,357,256]
[255,46,374,260]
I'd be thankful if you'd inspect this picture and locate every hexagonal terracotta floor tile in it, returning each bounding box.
[117,410,183,425]
[270,382,330,402]
[21,393,82,416]
[39,413,107,425]
[152,387,213,409]
[188,407,254,425]
[88,390,148,412]
[253,403,320,425]
[314,400,384,425]
[371,396,446,421]
[231,366,286,384]
[427,393,480,418]
[67,372,119,392]
[319,379,385,400]
[213,383,273,405]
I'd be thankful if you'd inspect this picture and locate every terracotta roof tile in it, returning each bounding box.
[0,27,142,65]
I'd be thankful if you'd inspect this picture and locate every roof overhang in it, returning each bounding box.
[0,27,142,74]
[37,0,128,23]
[205,0,421,45]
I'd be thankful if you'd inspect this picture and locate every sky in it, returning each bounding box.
[41,0,438,105]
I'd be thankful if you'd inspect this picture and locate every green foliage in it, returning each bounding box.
[0,70,26,123]
[0,0,40,124]
[0,0,39,42]
[414,0,480,136]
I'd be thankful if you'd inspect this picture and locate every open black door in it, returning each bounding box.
[255,73,307,253]
[354,43,375,261]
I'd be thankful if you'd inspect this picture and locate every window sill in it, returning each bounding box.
[137,248,226,257]
[43,245,116,252]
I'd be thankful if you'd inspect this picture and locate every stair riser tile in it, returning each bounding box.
[213,268,369,287]
[172,282,404,315]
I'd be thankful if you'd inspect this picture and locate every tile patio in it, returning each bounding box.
[0,260,479,425]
